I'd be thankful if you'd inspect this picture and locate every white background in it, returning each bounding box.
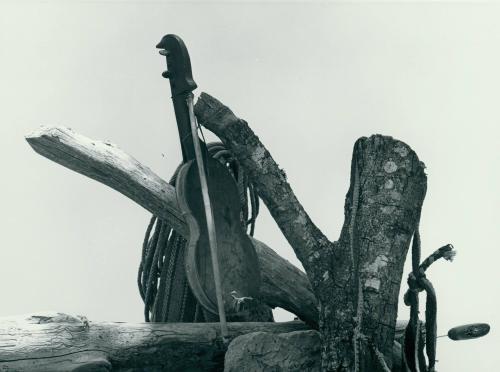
[1,1,498,371]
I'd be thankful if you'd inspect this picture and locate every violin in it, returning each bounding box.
[156,35,261,325]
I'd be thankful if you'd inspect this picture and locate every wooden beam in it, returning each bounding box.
[25,127,319,327]
[0,312,310,371]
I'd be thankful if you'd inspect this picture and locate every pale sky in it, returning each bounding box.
[1,1,498,371]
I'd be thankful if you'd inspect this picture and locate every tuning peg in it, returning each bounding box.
[158,49,170,56]
[162,70,172,79]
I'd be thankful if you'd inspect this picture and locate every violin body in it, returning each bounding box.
[177,155,261,315]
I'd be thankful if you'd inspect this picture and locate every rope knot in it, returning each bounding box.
[407,271,426,291]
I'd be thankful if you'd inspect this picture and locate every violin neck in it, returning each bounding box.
[171,92,197,162]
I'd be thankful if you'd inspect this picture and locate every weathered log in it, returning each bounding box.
[0,312,310,371]
[26,127,186,235]
[25,127,318,326]
[0,313,410,372]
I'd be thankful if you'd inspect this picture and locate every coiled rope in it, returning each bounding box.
[403,227,455,372]
[137,142,260,322]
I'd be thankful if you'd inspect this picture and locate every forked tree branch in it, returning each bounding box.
[194,93,427,370]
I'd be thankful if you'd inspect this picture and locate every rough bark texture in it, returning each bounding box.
[25,127,318,327]
[332,137,426,371]
[224,330,322,372]
[194,93,427,371]
[0,312,309,371]
[223,326,408,372]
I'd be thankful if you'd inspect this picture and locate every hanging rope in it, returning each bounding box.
[403,227,455,372]
[137,142,261,322]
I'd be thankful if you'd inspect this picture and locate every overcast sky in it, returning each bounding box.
[1,1,499,371]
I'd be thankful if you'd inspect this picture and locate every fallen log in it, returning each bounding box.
[0,312,310,371]
[25,127,318,326]
[0,313,409,372]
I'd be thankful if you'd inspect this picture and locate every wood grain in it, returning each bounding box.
[0,312,309,371]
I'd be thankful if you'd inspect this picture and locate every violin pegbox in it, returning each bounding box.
[156,34,197,96]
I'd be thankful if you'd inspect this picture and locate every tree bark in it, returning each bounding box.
[0,312,309,371]
[194,93,427,371]
[25,127,318,327]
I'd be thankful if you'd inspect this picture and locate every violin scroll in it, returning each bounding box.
[157,34,198,162]
[156,34,197,96]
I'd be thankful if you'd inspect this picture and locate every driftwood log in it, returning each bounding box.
[25,126,318,327]
[0,313,410,371]
[0,312,308,371]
